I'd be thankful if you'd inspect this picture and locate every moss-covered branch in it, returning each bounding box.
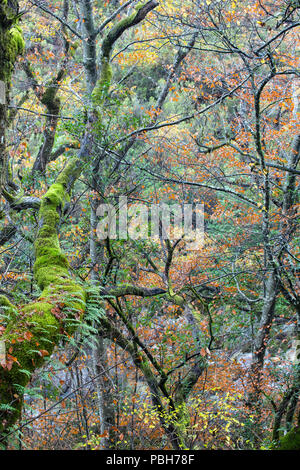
[0,158,86,439]
[24,64,67,174]
[2,187,41,211]
[22,19,73,175]
[92,0,158,104]
[100,284,166,298]
[0,222,16,246]
[0,1,24,87]
[0,0,24,194]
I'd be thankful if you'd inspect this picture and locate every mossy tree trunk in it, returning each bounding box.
[22,5,72,175]
[0,0,159,445]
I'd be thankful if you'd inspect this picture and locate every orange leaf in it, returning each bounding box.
[39,349,49,357]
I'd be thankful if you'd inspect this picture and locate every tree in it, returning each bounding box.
[0,0,299,451]
[0,0,160,444]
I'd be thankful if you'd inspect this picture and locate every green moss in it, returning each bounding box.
[56,158,81,188]
[0,295,16,314]
[92,57,112,105]
[0,159,86,436]
[275,427,300,450]
[35,267,68,290]
[0,19,24,84]
[32,162,86,310]
[0,297,61,434]
[101,2,146,58]
[92,1,151,106]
